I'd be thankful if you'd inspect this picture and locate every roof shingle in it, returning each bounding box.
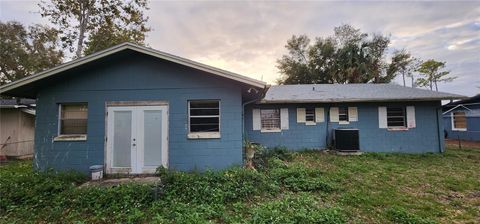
[261,84,465,103]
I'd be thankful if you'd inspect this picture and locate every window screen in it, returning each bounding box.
[60,104,88,135]
[189,100,220,133]
[452,112,467,129]
[386,107,406,128]
[261,109,280,130]
[305,108,315,122]
[338,107,349,121]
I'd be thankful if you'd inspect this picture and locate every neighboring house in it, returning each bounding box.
[0,43,464,174]
[442,94,480,141]
[0,98,36,159]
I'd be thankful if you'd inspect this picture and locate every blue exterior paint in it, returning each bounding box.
[34,51,246,173]
[443,104,480,141]
[246,101,444,153]
[28,49,450,174]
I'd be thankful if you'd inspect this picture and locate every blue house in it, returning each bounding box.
[0,43,464,174]
[443,94,480,141]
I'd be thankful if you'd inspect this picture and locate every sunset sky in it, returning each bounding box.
[1,1,479,96]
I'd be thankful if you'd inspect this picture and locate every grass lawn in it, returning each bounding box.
[1,146,479,223]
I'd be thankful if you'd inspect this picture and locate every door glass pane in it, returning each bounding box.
[144,110,162,166]
[113,111,131,167]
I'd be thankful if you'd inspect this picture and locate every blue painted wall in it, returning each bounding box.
[34,51,246,173]
[246,101,444,153]
[443,105,480,141]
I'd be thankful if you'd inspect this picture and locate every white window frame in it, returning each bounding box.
[260,109,281,132]
[187,100,221,139]
[338,107,349,124]
[55,103,88,141]
[305,108,316,125]
[386,107,407,129]
[451,111,467,131]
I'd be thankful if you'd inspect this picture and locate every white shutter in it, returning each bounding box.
[252,109,261,130]
[330,107,339,122]
[315,108,324,122]
[297,108,306,123]
[281,108,289,130]
[348,107,358,122]
[406,106,416,128]
[378,107,387,128]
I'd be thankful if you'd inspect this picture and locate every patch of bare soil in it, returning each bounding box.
[446,139,480,148]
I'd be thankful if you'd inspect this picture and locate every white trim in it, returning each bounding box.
[187,132,221,139]
[378,107,387,129]
[252,109,261,130]
[305,121,316,126]
[406,106,416,128]
[0,43,266,95]
[188,100,221,138]
[297,108,306,123]
[315,107,324,123]
[260,129,281,133]
[53,135,87,141]
[280,108,289,130]
[451,111,467,131]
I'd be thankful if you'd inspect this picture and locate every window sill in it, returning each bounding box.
[387,127,408,131]
[188,132,221,139]
[305,121,316,126]
[339,121,350,125]
[54,135,87,141]
[261,129,281,133]
[452,128,467,132]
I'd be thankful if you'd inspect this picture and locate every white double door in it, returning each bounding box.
[107,106,168,174]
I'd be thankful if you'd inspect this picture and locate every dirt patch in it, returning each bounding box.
[79,176,160,188]
[446,139,480,148]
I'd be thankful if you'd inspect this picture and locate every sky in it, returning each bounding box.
[1,0,479,97]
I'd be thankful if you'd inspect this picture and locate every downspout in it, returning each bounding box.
[242,85,269,145]
[325,105,330,149]
[436,106,444,153]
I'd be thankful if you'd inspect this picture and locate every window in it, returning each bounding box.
[386,107,406,128]
[338,107,349,122]
[261,109,280,130]
[189,100,220,133]
[452,112,467,131]
[59,104,88,135]
[305,108,315,122]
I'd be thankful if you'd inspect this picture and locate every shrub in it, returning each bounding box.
[270,165,336,192]
[157,167,279,205]
[253,146,293,170]
[248,193,346,224]
[386,207,436,224]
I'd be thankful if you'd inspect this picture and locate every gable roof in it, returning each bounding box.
[261,84,466,103]
[0,98,36,108]
[443,94,480,108]
[0,42,266,96]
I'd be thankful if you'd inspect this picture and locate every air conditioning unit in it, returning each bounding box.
[334,129,360,151]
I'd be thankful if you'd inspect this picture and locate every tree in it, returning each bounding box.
[416,59,456,91]
[277,24,403,84]
[0,21,63,85]
[388,50,419,87]
[39,0,150,58]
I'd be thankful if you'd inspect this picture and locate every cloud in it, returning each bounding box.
[1,1,479,96]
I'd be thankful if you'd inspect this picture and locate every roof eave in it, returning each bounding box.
[259,96,467,104]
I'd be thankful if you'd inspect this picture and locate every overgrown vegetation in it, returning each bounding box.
[1,146,479,223]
